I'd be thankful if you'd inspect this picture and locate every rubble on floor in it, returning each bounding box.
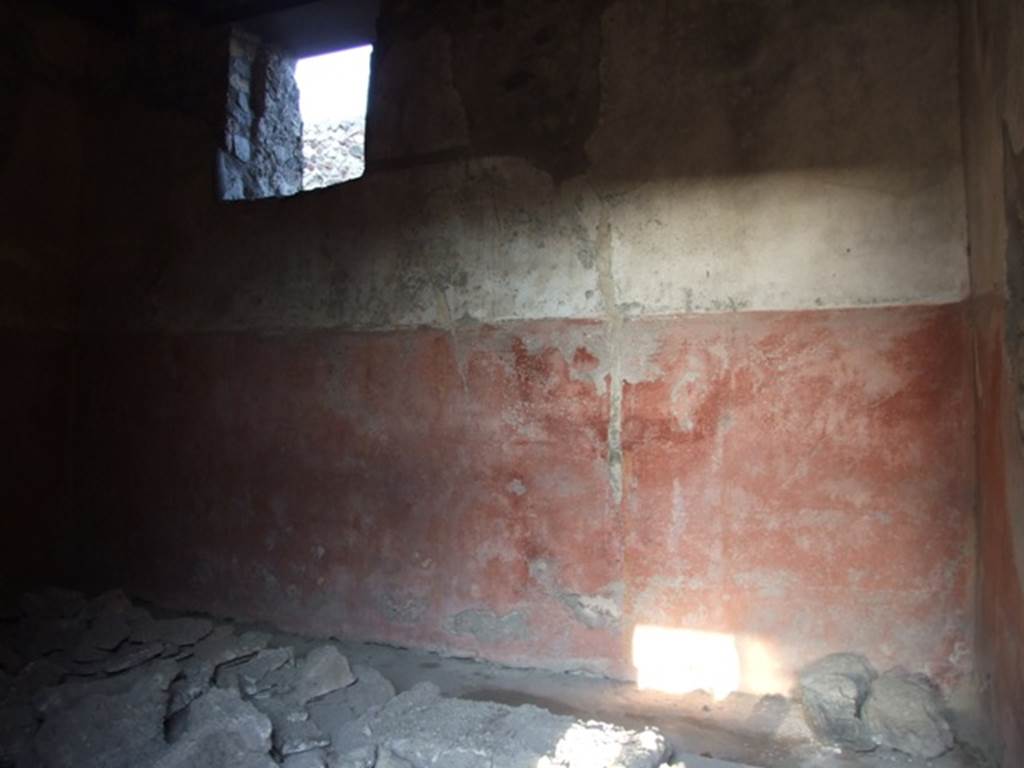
[796,652,956,759]
[0,588,672,768]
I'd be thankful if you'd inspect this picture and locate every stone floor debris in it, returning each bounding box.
[0,588,994,768]
[0,589,674,767]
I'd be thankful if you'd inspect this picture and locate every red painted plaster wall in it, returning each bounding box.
[75,303,974,690]
[620,305,974,690]
[972,299,1024,763]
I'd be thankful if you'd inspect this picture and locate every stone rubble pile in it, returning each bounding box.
[0,588,671,768]
[302,120,366,190]
[797,652,955,759]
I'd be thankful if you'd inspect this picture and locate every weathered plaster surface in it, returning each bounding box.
[5,0,977,707]
[80,158,967,333]
[75,305,974,692]
[619,305,974,691]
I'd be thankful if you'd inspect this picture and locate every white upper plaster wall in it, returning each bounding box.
[83,0,970,331]
[607,166,968,314]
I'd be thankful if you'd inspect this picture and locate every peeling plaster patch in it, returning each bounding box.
[449,608,529,643]
[377,592,427,625]
[529,558,623,629]
[559,588,623,629]
[500,322,611,390]
[507,478,527,496]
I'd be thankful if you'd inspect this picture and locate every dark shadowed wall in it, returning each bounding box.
[960,0,1024,762]
[0,3,94,587]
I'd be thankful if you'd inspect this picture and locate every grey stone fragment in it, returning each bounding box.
[215,646,293,695]
[327,745,376,768]
[168,627,269,714]
[798,653,877,751]
[153,732,279,768]
[20,589,85,620]
[132,617,214,647]
[308,664,395,743]
[70,643,108,664]
[150,737,276,768]
[159,643,180,658]
[34,660,180,717]
[104,641,163,673]
[82,612,131,652]
[71,612,132,663]
[251,696,329,756]
[193,627,271,666]
[332,682,669,768]
[375,748,414,768]
[5,660,64,704]
[15,618,84,658]
[158,687,276,766]
[268,645,354,704]
[82,590,133,620]
[174,687,272,752]
[0,702,37,765]
[276,715,331,756]
[34,659,176,768]
[284,750,328,768]
[168,671,208,715]
[124,605,155,626]
[862,669,954,758]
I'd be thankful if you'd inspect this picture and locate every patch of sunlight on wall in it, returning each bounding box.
[633,625,740,699]
[632,625,792,697]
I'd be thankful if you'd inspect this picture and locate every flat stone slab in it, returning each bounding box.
[215,646,293,695]
[863,669,954,758]
[281,750,328,768]
[104,641,164,673]
[34,659,177,768]
[176,686,273,752]
[132,617,215,647]
[82,612,131,652]
[264,645,355,704]
[169,627,270,713]
[0,702,37,766]
[34,659,180,717]
[332,682,670,768]
[16,617,85,658]
[308,664,396,743]
[7,660,65,704]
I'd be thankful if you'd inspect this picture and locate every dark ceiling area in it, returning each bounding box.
[224,0,380,56]
[52,0,381,56]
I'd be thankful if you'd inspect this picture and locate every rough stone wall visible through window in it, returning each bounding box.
[302,119,365,189]
[217,31,302,200]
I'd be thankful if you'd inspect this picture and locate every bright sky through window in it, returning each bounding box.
[295,45,373,125]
